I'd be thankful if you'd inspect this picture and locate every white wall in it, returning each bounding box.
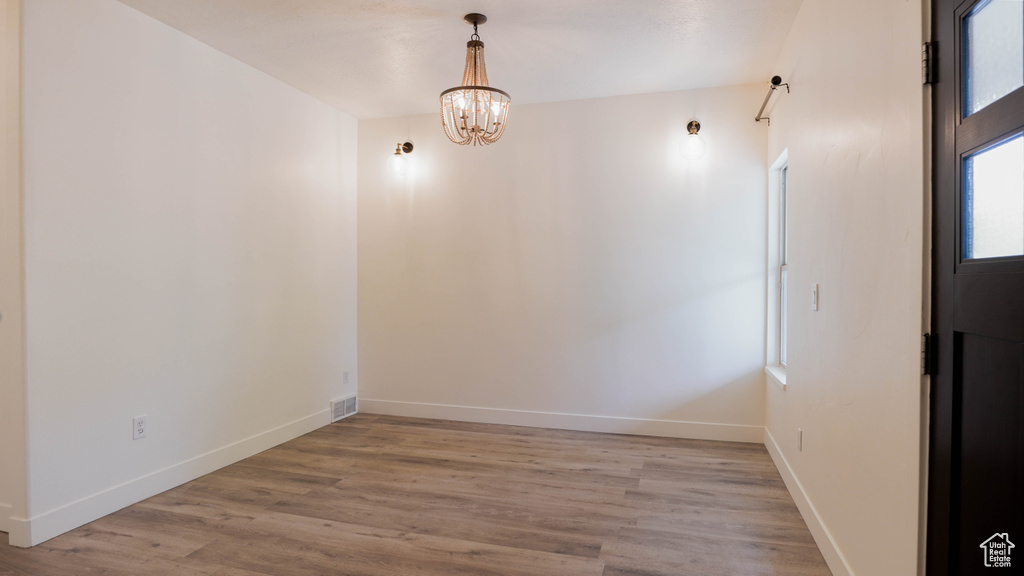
[358,85,767,442]
[762,0,925,574]
[0,0,26,536]
[13,0,357,546]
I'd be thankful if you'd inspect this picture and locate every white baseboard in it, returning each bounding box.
[359,399,763,443]
[0,503,11,534]
[764,427,854,576]
[7,409,329,548]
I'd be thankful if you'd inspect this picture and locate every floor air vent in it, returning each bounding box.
[331,395,358,422]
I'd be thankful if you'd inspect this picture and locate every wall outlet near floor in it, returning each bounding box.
[797,427,803,451]
[343,370,350,385]
[811,283,819,311]
[133,416,147,440]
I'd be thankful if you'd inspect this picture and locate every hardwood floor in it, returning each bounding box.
[0,414,831,575]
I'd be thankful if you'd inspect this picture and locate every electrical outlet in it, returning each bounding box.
[797,428,803,451]
[133,416,147,440]
[343,370,350,385]
[811,284,819,311]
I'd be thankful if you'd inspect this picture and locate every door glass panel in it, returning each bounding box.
[963,134,1024,259]
[963,0,1023,116]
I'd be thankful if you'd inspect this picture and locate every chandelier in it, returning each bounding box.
[439,14,511,146]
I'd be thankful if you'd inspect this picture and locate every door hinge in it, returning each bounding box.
[922,333,935,375]
[922,42,936,85]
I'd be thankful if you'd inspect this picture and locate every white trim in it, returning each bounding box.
[359,399,763,443]
[765,365,787,390]
[765,148,789,369]
[764,427,854,576]
[7,410,329,547]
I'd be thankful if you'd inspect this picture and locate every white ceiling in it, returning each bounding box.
[116,0,804,120]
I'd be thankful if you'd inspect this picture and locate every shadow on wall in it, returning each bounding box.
[639,369,766,428]
[360,260,766,432]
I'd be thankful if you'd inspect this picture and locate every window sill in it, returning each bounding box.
[765,365,787,391]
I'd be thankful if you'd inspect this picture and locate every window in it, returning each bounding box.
[766,151,788,388]
[779,165,788,367]
[958,0,1024,265]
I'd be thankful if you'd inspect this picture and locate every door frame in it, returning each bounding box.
[928,0,1024,572]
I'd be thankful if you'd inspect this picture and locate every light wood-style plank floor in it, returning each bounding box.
[0,414,831,575]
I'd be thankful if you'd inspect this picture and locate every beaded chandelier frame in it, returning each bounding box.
[440,14,511,146]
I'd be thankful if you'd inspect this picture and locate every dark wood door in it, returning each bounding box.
[930,0,1024,574]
